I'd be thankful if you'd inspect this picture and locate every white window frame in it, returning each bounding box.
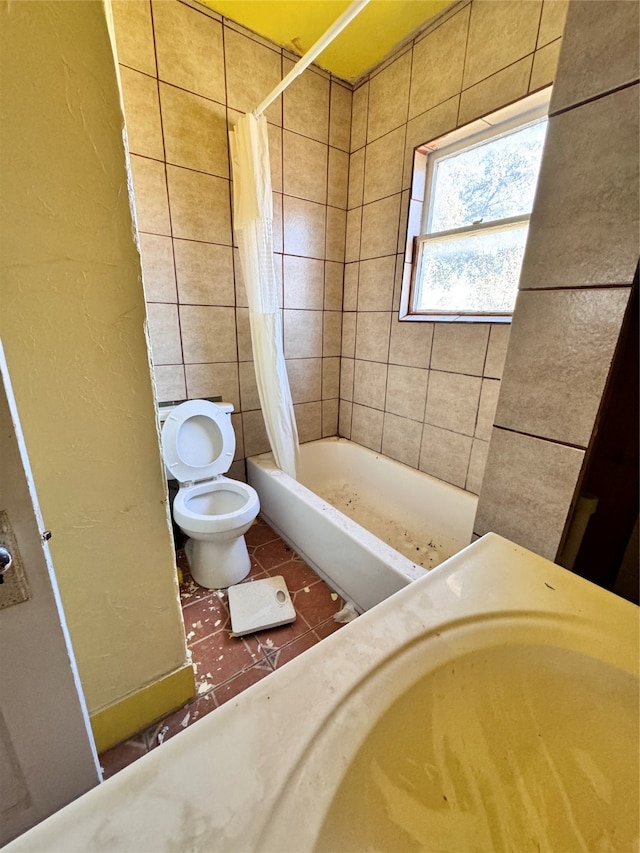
[399,88,551,323]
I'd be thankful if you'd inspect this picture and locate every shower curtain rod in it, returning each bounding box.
[253,0,372,117]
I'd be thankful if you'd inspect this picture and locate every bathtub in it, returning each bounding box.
[7,534,638,852]
[247,437,478,611]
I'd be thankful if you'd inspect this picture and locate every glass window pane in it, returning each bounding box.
[429,120,547,233]
[415,225,528,314]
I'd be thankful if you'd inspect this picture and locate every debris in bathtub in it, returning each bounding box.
[186,630,196,641]
[545,582,555,590]
[334,602,359,623]
[197,681,214,695]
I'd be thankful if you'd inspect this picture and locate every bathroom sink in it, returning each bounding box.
[258,537,639,851]
[268,620,637,851]
[5,534,638,852]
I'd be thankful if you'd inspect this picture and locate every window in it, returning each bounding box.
[400,90,550,322]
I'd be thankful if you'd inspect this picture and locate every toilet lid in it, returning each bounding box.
[161,400,235,484]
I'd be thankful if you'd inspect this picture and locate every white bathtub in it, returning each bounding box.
[7,535,638,852]
[247,437,478,611]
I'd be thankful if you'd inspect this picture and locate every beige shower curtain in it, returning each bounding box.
[229,112,299,478]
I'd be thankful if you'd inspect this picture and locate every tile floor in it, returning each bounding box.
[99,518,347,779]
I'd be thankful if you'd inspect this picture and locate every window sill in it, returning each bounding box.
[398,311,513,324]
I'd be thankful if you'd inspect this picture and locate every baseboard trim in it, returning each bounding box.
[90,663,196,754]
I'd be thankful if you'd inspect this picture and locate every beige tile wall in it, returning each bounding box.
[112,0,351,477]
[341,0,568,494]
[475,0,639,560]
[112,0,637,564]
[114,0,575,496]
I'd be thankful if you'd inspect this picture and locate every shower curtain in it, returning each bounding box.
[229,113,299,478]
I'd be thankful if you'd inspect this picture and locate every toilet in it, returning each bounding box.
[159,399,260,590]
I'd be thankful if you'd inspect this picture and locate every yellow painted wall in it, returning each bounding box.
[0,0,191,719]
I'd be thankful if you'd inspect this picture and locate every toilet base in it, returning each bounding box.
[184,535,251,589]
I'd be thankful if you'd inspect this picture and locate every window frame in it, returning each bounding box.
[399,88,551,323]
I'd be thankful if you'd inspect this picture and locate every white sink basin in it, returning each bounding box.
[6,534,639,852]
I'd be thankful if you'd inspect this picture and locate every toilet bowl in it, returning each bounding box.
[160,399,260,589]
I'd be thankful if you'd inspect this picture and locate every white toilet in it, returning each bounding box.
[159,399,260,590]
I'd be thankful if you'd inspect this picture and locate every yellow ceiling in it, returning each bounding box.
[202,0,453,82]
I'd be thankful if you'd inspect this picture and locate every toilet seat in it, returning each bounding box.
[161,399,235,485]
[173,477,259,535]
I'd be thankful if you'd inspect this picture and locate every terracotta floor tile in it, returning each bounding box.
[238,556,268,584]
[99,737,147,780]
[101,521,348,780]
[266,560,321,593]
[266,631,319,670]
[179,565,213,605]
[252,538,296,571]
[293,581,344,629]
[190,628,264,690]
[290,554,310,563]
[183,594,229,645]
[213,661,273,707]
[245,519,280,549]
[244,614,313,657]
[146,691,218,750]
[314,615,348,640]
